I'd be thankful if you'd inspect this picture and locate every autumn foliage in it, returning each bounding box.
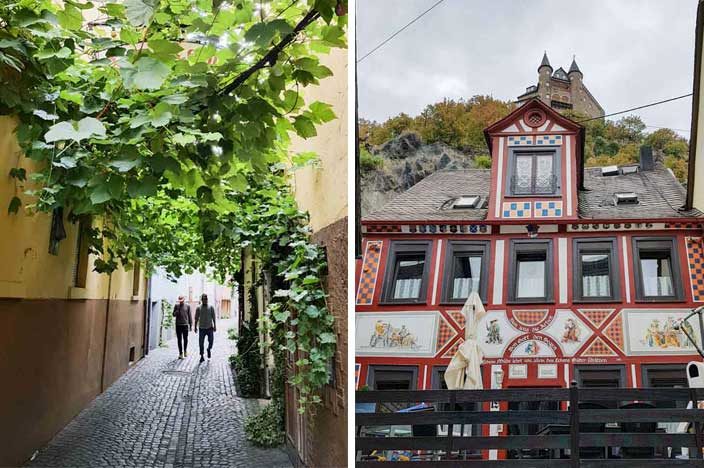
[360,97,690,182]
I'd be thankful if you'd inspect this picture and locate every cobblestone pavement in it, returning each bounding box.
[26,319,291,468]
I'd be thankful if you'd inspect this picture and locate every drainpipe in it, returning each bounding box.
[100,270,113,392]
[143,275,152,356]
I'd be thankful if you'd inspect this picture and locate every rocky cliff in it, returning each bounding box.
[360,132,482,217]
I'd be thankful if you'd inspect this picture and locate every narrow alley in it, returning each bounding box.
[24,319,291,468]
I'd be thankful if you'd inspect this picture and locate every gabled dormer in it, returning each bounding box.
[483,98,584,222]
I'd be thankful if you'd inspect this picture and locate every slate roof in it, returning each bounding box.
[364,170,490,222]
[539,51,552,71]
[363,164,702,222]
[579,163,702,219]
[569,57,581,74]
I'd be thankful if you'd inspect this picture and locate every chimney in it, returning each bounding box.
[640,146,655,171]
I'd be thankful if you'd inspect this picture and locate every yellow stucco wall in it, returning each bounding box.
[0,116,146,300]
[289,48,348,232]
[694,37,704,212]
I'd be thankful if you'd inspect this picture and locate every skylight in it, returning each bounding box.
[613,192,638,205]
[601,165,619,176]
[620,166,639,175]
[453,196,480,209]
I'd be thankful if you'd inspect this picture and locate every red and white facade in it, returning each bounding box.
[355,100,704,396]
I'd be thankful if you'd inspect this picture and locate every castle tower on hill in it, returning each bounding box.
[516,52,604,118]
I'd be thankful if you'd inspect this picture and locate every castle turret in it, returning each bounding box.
[516,52,603,118]
[568,56,583,80]
[538,51,553,73]
[537,51,552,104]
[568,56,585,114]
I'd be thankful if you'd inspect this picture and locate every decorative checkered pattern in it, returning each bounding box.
[580,309,615,328]
[443,338,464,358]
[449,310,466,329]
[687,237,704,302]
[513,310,548,327]
[355,363,361,390]
[582,337,616,356]
[366,224,402,233]
[603,314,624,352]
[508,135,534,146]
[533,201,562,218]
[436,316,458,353]
[355,240,383,305]
[536,135,563,146]
[502,201,532,218]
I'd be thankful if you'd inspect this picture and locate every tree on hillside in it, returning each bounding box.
[359,95,513,151]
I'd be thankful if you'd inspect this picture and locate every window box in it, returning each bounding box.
[441,241,490,304]
[632,237,684,302]
[573,238,620,302]
[380,241,432,304]
[508,239,553,303]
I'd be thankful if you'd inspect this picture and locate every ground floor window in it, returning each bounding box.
[575,365,626,409]
[642,364,689,447]
[367,365,418,391]
[506,388,560,459]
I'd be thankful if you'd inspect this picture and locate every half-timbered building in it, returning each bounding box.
[355,99,704,431]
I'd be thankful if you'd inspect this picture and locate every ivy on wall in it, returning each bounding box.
[0,0,345,411]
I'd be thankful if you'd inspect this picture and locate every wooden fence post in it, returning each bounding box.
[447,391,456,454]
[569,380,580,467]
[691,387,704,459]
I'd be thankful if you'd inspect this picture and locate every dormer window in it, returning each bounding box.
[507,149,559,196]
[452,196,480,209]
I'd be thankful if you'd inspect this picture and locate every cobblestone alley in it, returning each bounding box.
[24,319,291,468]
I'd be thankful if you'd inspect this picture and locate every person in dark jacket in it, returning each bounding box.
[194,294,217,363]
[173,295,192,359]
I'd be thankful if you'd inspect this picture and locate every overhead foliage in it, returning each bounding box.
[0,0,345,266]
[1,0,346,409]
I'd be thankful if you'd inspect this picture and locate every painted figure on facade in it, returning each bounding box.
[643,317,694,349]
[369,320,418,349]
[561,318,581,343]
[486,319,503,344]
[370,320,387,347]
[524,340,540,355]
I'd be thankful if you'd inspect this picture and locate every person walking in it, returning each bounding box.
[173,295,192,359]
[194,294,217,363]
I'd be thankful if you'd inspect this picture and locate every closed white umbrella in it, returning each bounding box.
[444,292,486,390]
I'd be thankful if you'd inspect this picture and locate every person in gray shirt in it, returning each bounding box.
[194,294,217,363]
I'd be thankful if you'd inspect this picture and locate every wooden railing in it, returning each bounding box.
[355,383,704,466]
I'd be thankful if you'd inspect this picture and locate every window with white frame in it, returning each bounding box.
[508,150,559,196]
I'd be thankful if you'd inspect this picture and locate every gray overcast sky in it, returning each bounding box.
[357,0,698,136]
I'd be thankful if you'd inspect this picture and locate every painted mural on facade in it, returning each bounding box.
[624,309,701,355]
[356,312,438,357]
